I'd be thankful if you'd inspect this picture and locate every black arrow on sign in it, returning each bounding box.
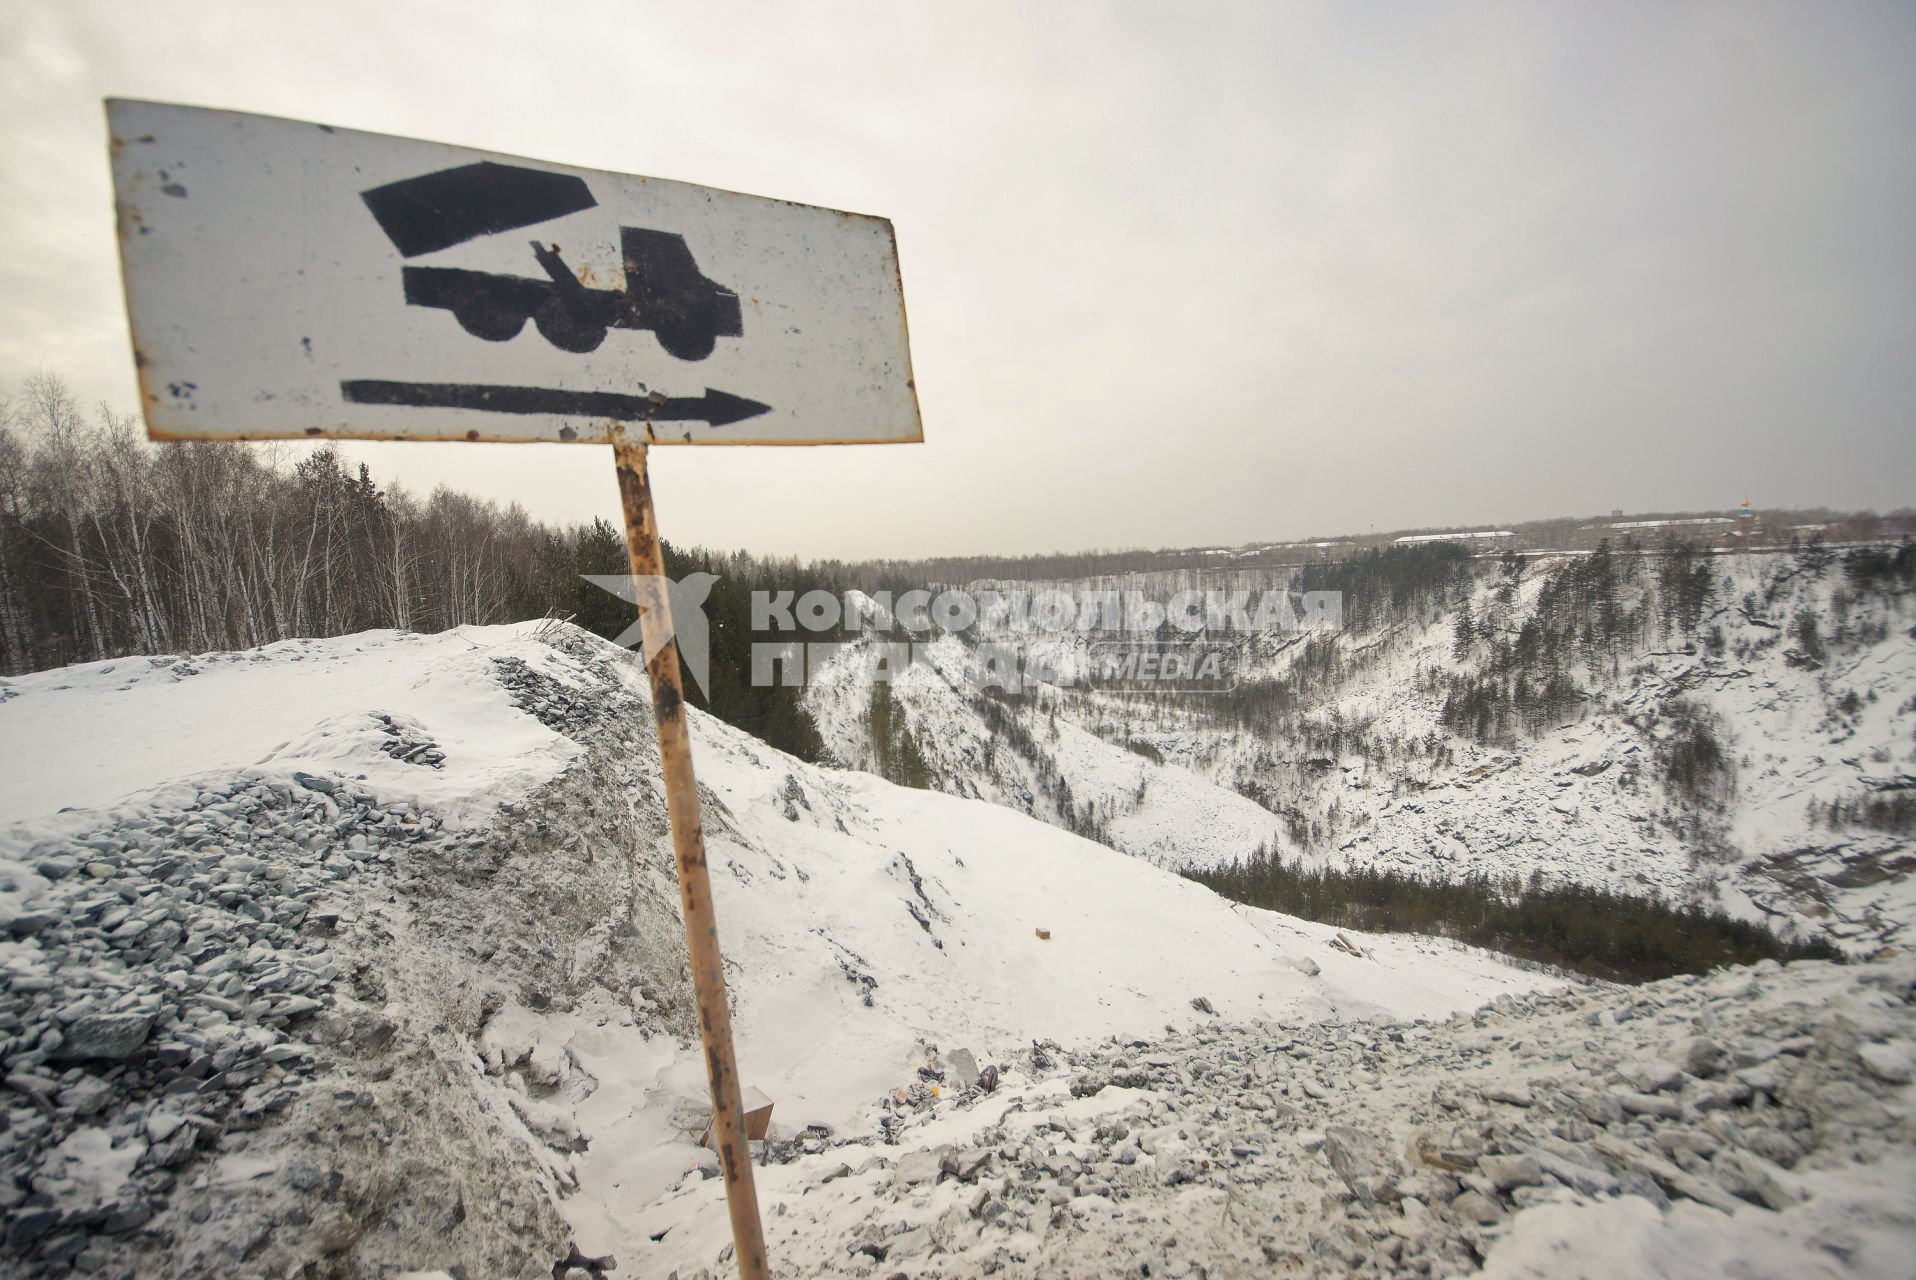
[340,380,772,427]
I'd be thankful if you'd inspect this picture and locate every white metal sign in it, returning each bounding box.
[107,100,922,445]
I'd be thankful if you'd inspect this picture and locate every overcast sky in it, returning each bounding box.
[3,2,1912,559]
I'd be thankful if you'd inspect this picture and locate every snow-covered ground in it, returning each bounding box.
[1,620,1911,1278]
[0,623,1553,1277]
[0,629,575,831]
[636,956,1916,1280]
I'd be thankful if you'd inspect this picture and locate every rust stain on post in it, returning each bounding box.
[612,434,770,1280]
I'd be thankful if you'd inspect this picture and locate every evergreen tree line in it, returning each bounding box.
[1438,540,1713,744]
[1655,698,1735,810]
[863,680,933,789]
[1186,849,1840,983]
[1298,541,1472,633]
[968,690,1112,842]
[1202,545,1474,740]
[654,542,833,762]
[1809,789,1916,836]
[1840,544,1916,595]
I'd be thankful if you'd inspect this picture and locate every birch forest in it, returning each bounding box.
[0,372,622,676]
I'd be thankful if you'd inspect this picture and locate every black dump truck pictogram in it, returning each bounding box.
[360,161,744,361]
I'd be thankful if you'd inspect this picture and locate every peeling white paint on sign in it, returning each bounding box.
[108,100,922,446]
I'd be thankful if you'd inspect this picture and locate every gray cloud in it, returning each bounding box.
[3,0,1912,558]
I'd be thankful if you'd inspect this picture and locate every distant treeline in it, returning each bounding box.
[1187,851,1841,983]
[0,372,618,675]
[9,368,1908,773]
[0,372,837,759]
[777,508,1915,586]
[656,541,831,761]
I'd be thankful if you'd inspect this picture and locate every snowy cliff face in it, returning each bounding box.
[0,623,1555,1278]
[804,549,1916,947]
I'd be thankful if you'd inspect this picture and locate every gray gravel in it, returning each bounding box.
[0,731,478,1276]
[656,955,1916,1278]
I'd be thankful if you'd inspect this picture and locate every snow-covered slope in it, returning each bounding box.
[0,624,1556,1278]
[805,632,1293,869]
[809,550,1916,947]
[1257,553,1916,948]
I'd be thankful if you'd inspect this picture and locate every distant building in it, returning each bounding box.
[1573,515,1734,550]
[1247,540,1355,564]
[1390,530,1513,547]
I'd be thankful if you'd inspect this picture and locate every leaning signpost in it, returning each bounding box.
[108,99,923,1280]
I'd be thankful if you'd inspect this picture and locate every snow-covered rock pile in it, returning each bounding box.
[0,768,458,1273]
[0,629,629,1278]
[490,652,619,738]
[634,956,1916,1279]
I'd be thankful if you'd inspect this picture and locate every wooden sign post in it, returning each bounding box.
[108,99,924,1280]
[611,433,769,1273]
